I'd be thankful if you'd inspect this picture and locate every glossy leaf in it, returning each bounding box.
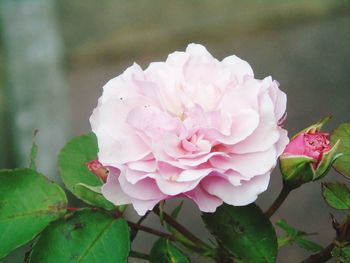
[202,204,277,263]
[29,209,129,263]
[58,133,114,210]
[322,182,350,209]
[0,169,67,259]
[150,238,191,263]
[331,120,350,178]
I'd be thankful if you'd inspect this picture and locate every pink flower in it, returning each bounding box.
[283,132,331,167]
[90,43,289,215]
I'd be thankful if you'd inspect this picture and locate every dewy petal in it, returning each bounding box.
[101,168,131,205]
[202,172,270,206]
[185,185,223,212]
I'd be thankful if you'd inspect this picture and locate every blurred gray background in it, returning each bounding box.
[1,0,350,262]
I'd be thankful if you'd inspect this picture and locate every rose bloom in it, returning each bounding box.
[90,44,289,215]
[283,132,331,168]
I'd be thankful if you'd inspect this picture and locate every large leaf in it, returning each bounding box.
[0,168,67,259]
[29,209,129,263]
[322,182,350,209]
[58,133,114,210]
[150,238,191,263]
[276,219,322,252]
[202,204,277,263]
[331,121,350,178]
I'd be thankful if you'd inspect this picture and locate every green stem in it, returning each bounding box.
[265,184,292,218]
[129,250,150,261]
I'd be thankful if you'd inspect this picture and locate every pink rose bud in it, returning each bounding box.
[280,117,340,189]
[86,159,109,182]
[283,132,331,168]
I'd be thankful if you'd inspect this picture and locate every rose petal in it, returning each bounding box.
[202,172,270,206]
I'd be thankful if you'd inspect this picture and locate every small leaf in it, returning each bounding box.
[322,182,350,209]
[150,238,191,263]
[29,129,38,170]
[313,140,341,180]
[29,209,130,263]
[0,168,67,259]
[331,120,350,178]
[58,133,114,210]
[331,246,350,262]
[171,201,184,218]
[202,204,277,263]
[294,238,323,253]
[276,219,322,252]
[276,219,299,237]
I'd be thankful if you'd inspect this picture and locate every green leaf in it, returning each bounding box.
[150,238,191,263]
[170,201,184,220]
[331,120,350,178]
[331,246,350,262]
[0,168,67,259]
[322,182,350,209]
[58,133,114,210]
[294,238,323,253]
[29,209,130,263]
[313,140,342,180]
[202,204,277,263]
[276,219,322,252]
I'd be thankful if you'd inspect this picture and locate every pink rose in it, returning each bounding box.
[90,43,289,215]
[283,132,331,168]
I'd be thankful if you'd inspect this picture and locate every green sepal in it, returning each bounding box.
[280,155,315,189]
[313,139,342,180]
